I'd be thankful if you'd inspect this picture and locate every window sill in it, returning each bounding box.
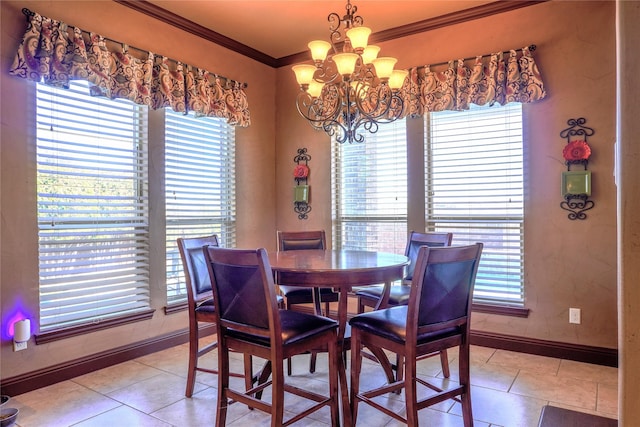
[164,301,188,315]
[35,309,155,344]
[472,303,529,318]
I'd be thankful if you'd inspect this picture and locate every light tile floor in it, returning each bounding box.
[8,336,618,427]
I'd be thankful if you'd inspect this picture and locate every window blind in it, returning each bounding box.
[331,119,407,253]
[426,103,524,306]
[37,81,150,331]
[165,110,236,302]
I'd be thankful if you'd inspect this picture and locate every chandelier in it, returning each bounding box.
[292,0,408,144]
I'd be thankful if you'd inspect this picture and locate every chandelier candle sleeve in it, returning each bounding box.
[309,40,332,63]
[362,45,381,64]
[292,64,316,86]
[346,27,371,51]
[372,57,397,80]
[292,0,408,144]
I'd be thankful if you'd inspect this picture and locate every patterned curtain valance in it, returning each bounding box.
[9,9,250,127]
[404,45,546,117]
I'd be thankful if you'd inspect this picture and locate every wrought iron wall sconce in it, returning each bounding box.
[559,118,595,220]
[293,148,312,220]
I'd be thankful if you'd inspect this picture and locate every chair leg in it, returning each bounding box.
[285,299,293,376]
[459,343,473,427]
[309,351,317,373]
[244,354,256,409]
[185,325,199,397]
[395,353,405,384]
[349,330,363,425]
[271,355,285,427]
[216,340,230,427]
[327,334,340,427]
[404,353,418,427]
[440,349,450,378]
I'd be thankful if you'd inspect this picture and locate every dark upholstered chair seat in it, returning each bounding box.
[194,300,215,315]
[279,285,340,300]
[349,306,458,345]
[196,297,214,307]
[228,310,337,346]
[355,284,411,306]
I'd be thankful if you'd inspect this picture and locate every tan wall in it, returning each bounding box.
[0,1,276,378]
[276,1,618,348]
[617,0,640,422]
[0,0,622,385]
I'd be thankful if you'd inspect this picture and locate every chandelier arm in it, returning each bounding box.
[295,89,343,126]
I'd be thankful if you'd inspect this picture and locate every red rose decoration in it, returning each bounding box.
[294,164,309,179]
[562,140,591,161]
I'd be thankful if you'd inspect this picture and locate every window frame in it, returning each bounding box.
[164,109,237,308]
[35,80,154,341]
[425,103,526,309]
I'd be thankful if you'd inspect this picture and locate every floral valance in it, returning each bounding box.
[9,10,250,127]
[404,45,546,117]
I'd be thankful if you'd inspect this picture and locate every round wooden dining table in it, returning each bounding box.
[268,249,410,427]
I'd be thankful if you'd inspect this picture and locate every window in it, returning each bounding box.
[332,119,407,253]
[164,110,236,303]
[37,81,151,332]
[426,103,524,307]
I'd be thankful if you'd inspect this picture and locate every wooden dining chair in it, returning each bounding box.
[277,230,339,316]
[277,230,339,374]
[350,243,483,427]
[355,231,454,312]
[355,231,454,380]
[177,235,249,397]
[204,246,340,427]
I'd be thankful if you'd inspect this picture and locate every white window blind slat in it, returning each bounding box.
[165,110,236,302]
[37,80,151,331]
[426,103,524,306]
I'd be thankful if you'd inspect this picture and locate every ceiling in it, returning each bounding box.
[142,1,498,60]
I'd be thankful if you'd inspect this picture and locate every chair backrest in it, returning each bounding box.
[406,243,483,338]
[404,231,453,281]
[204,246,280,338]
[177,235,219,304]
[277,230,326,251]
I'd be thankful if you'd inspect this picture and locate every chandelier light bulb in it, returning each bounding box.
[308,40,332,63]
[333,53,359,77]
[361,45,381,64]
[292,64,317,86]
[389,69,409,89]
[346,26,371,52]
[372,57,397,80]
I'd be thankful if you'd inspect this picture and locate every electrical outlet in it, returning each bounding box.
[569,308,581,324]
[13,341,27,351]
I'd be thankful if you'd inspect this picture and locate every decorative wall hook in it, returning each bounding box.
[559,118,595,220]
[293,148,311,220]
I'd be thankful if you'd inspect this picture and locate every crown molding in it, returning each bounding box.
[114,0,279,67]
[115,0,548,68]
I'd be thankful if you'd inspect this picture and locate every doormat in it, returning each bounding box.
[538,405,617,427]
